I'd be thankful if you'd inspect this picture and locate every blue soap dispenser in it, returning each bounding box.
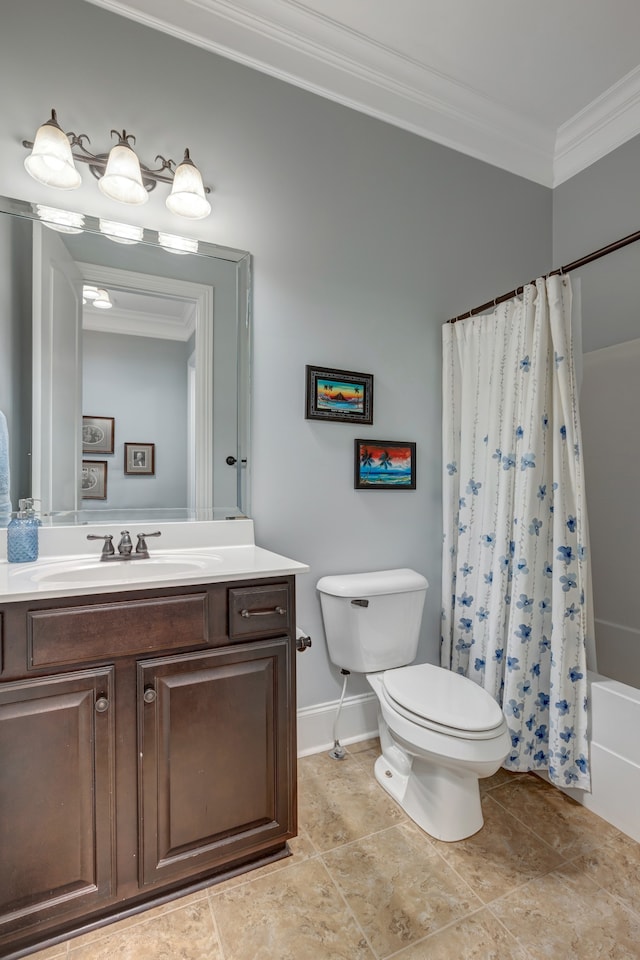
[7,498,40,563]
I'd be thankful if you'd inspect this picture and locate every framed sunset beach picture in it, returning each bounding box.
[354,439,416,489]
[305,365,373,424]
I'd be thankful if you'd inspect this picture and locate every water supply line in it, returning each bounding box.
[329,669,350,760]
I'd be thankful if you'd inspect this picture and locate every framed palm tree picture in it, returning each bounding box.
[305,365,373,423]
[354,439,416,489]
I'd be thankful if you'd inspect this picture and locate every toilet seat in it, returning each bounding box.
[382,663,506,741]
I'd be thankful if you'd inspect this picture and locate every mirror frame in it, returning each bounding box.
[0,194,252,523]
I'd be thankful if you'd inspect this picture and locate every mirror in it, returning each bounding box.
[0,194,251,524]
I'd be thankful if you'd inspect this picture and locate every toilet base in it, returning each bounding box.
[374,751,484,843]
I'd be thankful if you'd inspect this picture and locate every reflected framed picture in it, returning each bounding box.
[81,460,107,499]
[354,439,416,490]
[305,365,373,424]
[82,416,114,454]
[125,443,155,476]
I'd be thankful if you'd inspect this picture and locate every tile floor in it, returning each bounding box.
[30,739,640,960]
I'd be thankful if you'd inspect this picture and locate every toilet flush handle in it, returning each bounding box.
[351,599,369,607]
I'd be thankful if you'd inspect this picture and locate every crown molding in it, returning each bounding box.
[84,0,554,185]
[85,0,640,188]
[553,65,640,186]
[83,304,195,340]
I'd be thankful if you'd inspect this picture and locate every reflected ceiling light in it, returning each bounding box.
[166,150,211,220]
[36,203,85,234]
[99,218,144,244]
[158,232,199,255]
[23,110,212,219]
[82,285,100,304]
[92,288,113,309]
[24,110,82,190]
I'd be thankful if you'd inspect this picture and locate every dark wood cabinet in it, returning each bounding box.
[138,639,293,887]
[0,667,115,940]
[0,576,297,959]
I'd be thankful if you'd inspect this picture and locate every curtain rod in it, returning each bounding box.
[447,226,640,324]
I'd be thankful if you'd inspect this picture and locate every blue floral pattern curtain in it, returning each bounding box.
[441,276,592,790]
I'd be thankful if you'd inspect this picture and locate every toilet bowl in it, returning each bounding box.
[316,569,510,842]
[368,665,510,841]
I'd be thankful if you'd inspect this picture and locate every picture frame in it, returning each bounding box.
[354,439,416,490]
[124,443,155,476]
[82,415,114,454]
[305,365,373,424]
[81,460,107,499]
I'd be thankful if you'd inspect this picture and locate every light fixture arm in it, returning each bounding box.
[22,112,211,196]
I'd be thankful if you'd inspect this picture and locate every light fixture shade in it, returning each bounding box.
[92,288,113,309]
[25,111,81,190]
[98,141,148,206]
[166,149,211,220]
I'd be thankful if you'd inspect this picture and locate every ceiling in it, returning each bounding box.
[85,0,640,187]
[84,287,196,340]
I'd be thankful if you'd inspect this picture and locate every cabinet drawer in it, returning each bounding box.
[228,584,290,640]
[28,594,209,668]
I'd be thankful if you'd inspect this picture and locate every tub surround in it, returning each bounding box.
[558,673,640,843]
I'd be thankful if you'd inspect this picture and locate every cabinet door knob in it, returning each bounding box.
[95,696,109,713]
[143,687,157,704]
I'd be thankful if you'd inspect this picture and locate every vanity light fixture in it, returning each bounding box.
[23,110,213,220]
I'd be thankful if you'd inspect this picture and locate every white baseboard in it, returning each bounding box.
[296,692,378,757]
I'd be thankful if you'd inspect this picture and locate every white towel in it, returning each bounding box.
[0,411,11,526]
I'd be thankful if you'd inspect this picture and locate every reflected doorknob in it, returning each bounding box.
[225,455,247,466]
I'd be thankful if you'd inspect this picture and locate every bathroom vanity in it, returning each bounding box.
[0,520,308,959]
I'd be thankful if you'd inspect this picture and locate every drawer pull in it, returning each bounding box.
[240,606,286,619]
[95,696,109,713]
[143,687,157,704]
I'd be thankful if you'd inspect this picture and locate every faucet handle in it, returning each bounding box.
[136,531,162,553]
[87,533,115,557]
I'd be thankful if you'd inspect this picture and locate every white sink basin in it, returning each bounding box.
[21,554,221,587]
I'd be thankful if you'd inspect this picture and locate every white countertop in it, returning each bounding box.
[0,519,309,603]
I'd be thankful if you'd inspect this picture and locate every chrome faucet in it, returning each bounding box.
[87,530,161,561]
[117,530,133,556]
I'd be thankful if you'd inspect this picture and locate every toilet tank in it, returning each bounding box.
[316,568,428,673]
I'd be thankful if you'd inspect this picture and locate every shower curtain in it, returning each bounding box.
[441,275,592,790]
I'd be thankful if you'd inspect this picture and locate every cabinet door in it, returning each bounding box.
[138,638,294,886]
[0,667,115,944]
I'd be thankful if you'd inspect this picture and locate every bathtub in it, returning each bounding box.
[558,672,640,842]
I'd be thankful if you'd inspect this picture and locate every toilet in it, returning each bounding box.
[316,568,510,842]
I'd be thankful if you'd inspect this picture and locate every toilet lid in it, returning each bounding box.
[382,664,505,734]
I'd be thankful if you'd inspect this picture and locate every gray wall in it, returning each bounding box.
[0,0,552,708]
[83,331,189,510]
[554,134,640,354]
[553,134,640,686]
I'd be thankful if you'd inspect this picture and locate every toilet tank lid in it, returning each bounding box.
[317,568,428,598]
